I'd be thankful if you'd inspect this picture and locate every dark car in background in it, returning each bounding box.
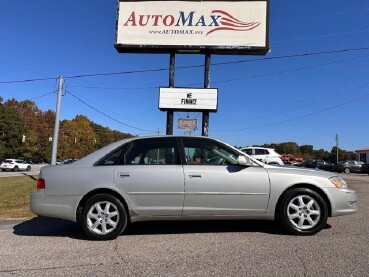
[303,159,333,171]
[333,160,364,174]
[361,164,369,174]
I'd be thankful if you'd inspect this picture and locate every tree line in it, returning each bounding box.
[1,96,356,164]
[0,96,133,162]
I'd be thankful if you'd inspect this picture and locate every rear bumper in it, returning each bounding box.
[30,191,80,222]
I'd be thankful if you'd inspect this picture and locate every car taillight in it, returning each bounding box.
[37,178,46,190]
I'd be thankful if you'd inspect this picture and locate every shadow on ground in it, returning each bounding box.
[13,217,332,239]
[13,217,85,240]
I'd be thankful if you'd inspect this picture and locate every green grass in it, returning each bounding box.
[0,175,38,219]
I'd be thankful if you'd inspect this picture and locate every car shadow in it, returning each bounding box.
[13,217,332,239]
[125,219,290,236]
[13,217,85,240]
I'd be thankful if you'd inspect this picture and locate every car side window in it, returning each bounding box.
[95,146,127,166]
[125,139,178,165]
[182,138,238,166]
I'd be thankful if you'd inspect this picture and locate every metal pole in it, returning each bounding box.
[202,53,211,136]
[166,53,175,135]
[51,76,64,165]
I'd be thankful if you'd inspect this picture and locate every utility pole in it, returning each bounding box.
[51,76,64,165]
[335,134,339,163]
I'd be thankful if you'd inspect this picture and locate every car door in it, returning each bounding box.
[113,138,185,216]
[181,138,270,216]
[352,161,363,173]
[16,160,27,170]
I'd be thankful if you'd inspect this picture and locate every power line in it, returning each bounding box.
[194,54,369,86]
[216,81,369,127]
[274,29,369,44]
[66,90,157,134]
[63,85,157,129]
[68,49,369,91]
[273,8,369,23]
[211,91,369,133]
[1,47,369,84]
[30,91,56,100]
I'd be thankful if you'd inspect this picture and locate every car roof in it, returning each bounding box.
[241,146,275,150]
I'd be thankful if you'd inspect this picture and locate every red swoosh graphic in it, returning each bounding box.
[207,10,261,36]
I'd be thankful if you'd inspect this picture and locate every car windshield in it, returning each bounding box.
[4,160,13,163]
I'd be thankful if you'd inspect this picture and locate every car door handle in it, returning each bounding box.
[189,173,202,178]
[118,172,130,178]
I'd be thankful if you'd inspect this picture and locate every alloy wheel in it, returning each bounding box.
[86,201,120,235]
[287,195,321,230]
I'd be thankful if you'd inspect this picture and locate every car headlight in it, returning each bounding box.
[329,177,348,189]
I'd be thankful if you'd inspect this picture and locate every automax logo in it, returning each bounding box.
[122,10,260,36]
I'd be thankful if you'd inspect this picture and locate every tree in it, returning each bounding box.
[0,103,26,159]
[58,115,98,159]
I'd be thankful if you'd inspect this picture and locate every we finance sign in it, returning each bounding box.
[115,0,269,55]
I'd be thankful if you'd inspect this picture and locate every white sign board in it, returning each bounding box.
[159,87,218,111]
[116,0,269,55]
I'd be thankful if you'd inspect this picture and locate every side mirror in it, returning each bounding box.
[238,155,252,166]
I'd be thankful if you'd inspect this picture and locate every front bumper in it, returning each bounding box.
[30,191,81,222]
[326,187,357,217]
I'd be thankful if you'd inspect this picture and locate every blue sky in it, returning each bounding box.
[1,0,368,152]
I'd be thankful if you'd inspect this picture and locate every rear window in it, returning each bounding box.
[4,160,13,163]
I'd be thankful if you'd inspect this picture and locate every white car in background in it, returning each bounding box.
[0,159,31,172]
[240,147,284,165]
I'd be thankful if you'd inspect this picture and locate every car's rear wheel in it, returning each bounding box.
[279,188,328,235]
[80,194,127,240]
[344,168,351,174]
[13,166,19,172]
[26,166,31,171]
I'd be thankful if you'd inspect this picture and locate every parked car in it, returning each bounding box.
[281,154,304,165]
[0,159,31,172]
[31,136,357,240]
[361,164,369,174]
[63,159,77,164]
[294,160,313,167]
[240,147,284,165]
[333,160,364,174]
[26,158,42,164]
[304,160,333,172]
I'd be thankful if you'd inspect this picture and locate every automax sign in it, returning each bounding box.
[115,0,269,55]
[159,87,218,111]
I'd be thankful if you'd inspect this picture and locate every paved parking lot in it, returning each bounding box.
[0,173,368,276]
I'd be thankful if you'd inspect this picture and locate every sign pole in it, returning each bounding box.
[166,53,175,135]
[202,53,211,136]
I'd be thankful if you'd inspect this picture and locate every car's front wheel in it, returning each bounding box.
[278,188,328,235]
[344,168,351,174]
[13,166,19,172]
[80,194,128,240]
[26,166,31,171]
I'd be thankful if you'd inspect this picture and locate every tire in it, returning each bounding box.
[80,194,127,240]
[26,166,31,171]
[278,188,328,235]
[13,166,19,172]
[344,168,350,174]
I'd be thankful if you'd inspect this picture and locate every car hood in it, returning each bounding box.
[263,164,337,179]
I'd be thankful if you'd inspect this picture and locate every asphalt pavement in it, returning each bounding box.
[0,173,368,276]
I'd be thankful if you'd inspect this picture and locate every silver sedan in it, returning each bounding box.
[31,136,357,240]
